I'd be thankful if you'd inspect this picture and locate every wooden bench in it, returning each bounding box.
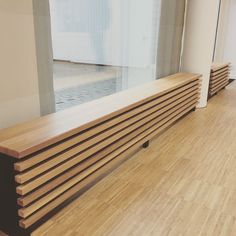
[0,73,201,236]
[208,62,230,98]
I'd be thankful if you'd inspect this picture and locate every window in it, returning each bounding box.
[49,0,162,111]
[0,0,185,128]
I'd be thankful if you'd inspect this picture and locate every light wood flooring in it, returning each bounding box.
[1,82,236,236]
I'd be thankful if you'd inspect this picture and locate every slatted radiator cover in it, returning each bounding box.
[0,73,201,235]
[209,63,230,97]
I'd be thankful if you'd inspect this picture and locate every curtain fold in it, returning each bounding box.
[156,0,186,79]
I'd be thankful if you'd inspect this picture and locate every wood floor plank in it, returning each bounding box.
[30,81,236,236]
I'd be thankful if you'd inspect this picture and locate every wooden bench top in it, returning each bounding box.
[0,73,201,158]
[211,62,230,72]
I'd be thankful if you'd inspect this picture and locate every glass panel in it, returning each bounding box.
[0,0,185,129]
[49,0,161,111]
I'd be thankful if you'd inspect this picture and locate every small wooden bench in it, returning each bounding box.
[0,73,201,236]
[208,62,230,98]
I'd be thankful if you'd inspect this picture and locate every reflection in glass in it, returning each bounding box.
[49,0,161,111]
[0,0,185,129]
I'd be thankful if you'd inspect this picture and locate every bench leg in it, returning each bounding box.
[0,154,31,236]
[142,141,150,149]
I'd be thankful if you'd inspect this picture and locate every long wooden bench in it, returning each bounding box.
[0,73,201,236]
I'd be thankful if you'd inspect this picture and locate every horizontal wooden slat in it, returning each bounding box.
[211,67,229,77]
[212,81,229,92]
[209,62,230,97]
[19,102,197,228]
[211,66,229,74]
[211,78,229,89]
[15,87,200,184]
[210,73,229,85]
[18,98,198,218]
[210,81,229,96]
[211,67,229,75]
[211,71,229,81]
[210,78,229,90]
[211,62,230,72]
[17,94,199,206]
[16,94,199,196]
[0,73,201,158]
[14,81,200,172]
[210,76,229,86]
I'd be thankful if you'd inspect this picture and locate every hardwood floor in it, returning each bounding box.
[2,82,236,236]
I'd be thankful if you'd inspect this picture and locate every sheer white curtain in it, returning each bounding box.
[215,0,236,79]
[156,0,186,79]
[49,0,162,89]
[50,0,160,68]
[49,0,185,86]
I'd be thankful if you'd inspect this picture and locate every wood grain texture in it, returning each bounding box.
[209,63,230,97]
[210,80,228,90]
[19,103,197,227]
[0,73,200,158]
[28,81,236,236]
[210,82,229,96]
[210,77,229,88]
[211,62,230,72]
[14,82,200,172]
[18,98,198,210]
[211,68,229,77]
[210,73,229,84]
[0,73,201,235]
[211,71,229,80]
[18,97,200,207]
[15,89,199,185]
[16,95,199,196]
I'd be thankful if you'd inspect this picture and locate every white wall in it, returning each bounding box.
[214,0,230,63]
[222,0,236,79]
[0,0,41,129]
[181,0,220,108]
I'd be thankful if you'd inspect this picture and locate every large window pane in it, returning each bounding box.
[49,0,161,111]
